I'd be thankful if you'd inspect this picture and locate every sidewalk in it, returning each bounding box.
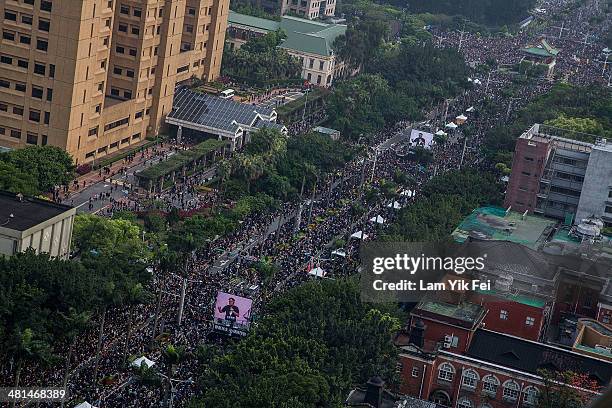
[65,141,175,200]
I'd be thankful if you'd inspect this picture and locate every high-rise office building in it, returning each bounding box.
[0,0,228,164]
[504,124,612,226]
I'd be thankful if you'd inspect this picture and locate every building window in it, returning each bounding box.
[437,363,454,382]
[3,31,15,41]
[113,67,122,75]
[15,83,26,92]
[116,46,125,54]
[13,106,24,116]
[131,26,139,35]
[1,56,13,65]
[40,1,53,12]
[28,109,40,123]
[411,367,419,377]
[41,135,47,146]
[110,88,119,96]
[135,110,143,119]
[522,386,539,406]
[104,117,129,132]
[36,38,48,52]
[10,129,21,139]
[49,64,55,78]
[120,4,129,14]
[88,126,98,136]
[4,11,17,21]
[38,19,50,32]
[188,7,196,15]
[133,8,141,17]
[461,369,479,389]
[132,132,141,140]
[457,397,473,408]
[500,310,508,320]
[126,69,134,78]
[44,111,50,124]
[526,316,536,326]
[26,133,38,145]
[20,35,31,44]
[118,24,128,33]
[319,61,324,70]
[32,87,44,99]
[123,90,132,99]
[22,14,33,25]
[502,380,520,401]
[34,63,46,75]
[129,48,137,56]
[482,375,499,396]
[0,79,9,89]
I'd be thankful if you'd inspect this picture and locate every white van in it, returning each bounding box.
[219,89,235,99]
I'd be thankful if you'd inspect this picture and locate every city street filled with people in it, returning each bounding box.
[1,0,611,406]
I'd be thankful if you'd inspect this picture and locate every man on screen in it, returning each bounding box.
[218,297,240,323]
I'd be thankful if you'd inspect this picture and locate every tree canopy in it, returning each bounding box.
[222,30,301,86]
[191,278,403,407]
[0,146,75,193]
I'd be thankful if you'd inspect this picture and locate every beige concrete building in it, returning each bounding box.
[0,0,228,165]
[279,0,335,20]
[0,191,76,259]
[227,12,348,87]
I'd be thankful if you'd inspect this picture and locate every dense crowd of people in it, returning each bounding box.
[3,0,610,406]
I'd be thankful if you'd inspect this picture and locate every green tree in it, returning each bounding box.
[0,146,75,192]
[0,161,39,195]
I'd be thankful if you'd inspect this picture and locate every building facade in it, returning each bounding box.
[279,0,335,20]
[504,124,612,225]
[0,0,228,165]
[226,11,348,87]
[0,191,76,259]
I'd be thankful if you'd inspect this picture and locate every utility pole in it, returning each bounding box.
[306,177,318,226]
[293,175,306,233]
[176,276,187,326]
[457,26,467,52]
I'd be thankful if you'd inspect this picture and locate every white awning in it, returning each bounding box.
[435,130,447,136]
[456,114,467,121]
[473,79,482,85]
[132,356,156,369]
[386,201,402,209]
[466,106,475,112]
[369,215,385,224]
[308,267,327,277]
[467,77,473,82]
[445,122,458,129]
[350,231,369,240]
[75,403,98,408]
[331,249,347,257]
[400,190,413,197]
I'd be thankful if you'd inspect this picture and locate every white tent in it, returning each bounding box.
[132,356,156,369]
[369,215,385,224]
[456,114,468,121]
[308,267,327,278]
[473,79,482,85]
[75,403,98,408]
[350,231,369,240]
[331,249,347,258]
[435,130,447,136]
[466,106,475,112]
[387,201,402,209]
[445,122,458,129]
[400,189,413,197]
[467,77,473,82]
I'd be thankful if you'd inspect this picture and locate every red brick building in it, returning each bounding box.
[397,329,611,408]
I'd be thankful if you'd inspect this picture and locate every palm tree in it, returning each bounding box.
[58,308,91,408]
[6,328,53,408]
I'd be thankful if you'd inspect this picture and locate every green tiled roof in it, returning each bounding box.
[521,39,559,58]
[228,12,346,57]
[228,11,280,32]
